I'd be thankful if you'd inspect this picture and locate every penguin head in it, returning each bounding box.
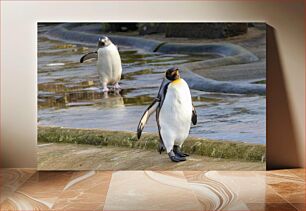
[166,67,180,81]
[98,36,111,48]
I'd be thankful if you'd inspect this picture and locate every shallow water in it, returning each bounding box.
[38,29,266,144]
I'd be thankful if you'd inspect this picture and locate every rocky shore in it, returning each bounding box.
[43,23,266,95]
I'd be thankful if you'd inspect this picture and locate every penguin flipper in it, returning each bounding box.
[80,51,98,63]
[137,99,160,139]
[192,105,197,125]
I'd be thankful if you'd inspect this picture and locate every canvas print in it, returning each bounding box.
[38,23,266,170]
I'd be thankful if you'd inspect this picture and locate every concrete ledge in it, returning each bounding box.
[181,69,266,95]
[47,23,164,52]
[47,24,258,59]
[38,126,266,162]
[157,42,258,60]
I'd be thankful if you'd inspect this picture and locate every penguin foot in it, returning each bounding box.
[113,83,121,90]
[173,145,189,157]
[102,87,109,92]
[168,150,186,162]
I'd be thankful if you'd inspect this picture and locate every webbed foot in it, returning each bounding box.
[102,82,109,92]
[168,150,186,162]
[173,145,189,157]
[113,83,121,90]
[102,87,109,92]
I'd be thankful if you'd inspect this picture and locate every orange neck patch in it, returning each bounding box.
[172,78,182,85]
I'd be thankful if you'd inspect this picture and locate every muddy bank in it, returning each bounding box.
[38,126,266,162]
[38,143,265,170]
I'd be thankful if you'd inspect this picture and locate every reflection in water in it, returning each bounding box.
[38,84,151,109]
[38,25,266,144]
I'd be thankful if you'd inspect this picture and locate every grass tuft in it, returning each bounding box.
[38,126,265,162]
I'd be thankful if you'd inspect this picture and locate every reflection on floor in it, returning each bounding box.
[0,169,304,210]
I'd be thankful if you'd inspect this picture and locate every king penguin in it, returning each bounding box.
[137,67,197,162]
[80,36,122,92]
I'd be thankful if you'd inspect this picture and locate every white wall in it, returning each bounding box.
[1,1,304,168]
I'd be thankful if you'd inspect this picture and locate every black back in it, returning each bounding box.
[155,78,170,151]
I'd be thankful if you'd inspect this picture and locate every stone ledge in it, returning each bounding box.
[38,126,266,162]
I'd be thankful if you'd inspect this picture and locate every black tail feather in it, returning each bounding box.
[158,143,165,154]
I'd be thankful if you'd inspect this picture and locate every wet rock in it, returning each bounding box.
[65,23,138,33]
[108,23,138,32]
[138,23,166,35]
[165,23,248,39]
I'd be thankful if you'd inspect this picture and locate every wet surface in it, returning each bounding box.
[38,26,266,144]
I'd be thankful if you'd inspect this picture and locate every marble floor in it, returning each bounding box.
[0,169,304,210]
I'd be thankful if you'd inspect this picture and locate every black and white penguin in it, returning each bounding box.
[137,67,197,162]
[80,36,122,92]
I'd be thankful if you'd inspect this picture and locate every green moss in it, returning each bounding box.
[38,126,265,162]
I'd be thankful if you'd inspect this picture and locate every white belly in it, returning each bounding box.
[97,43,122,84]
[159,79,192,152]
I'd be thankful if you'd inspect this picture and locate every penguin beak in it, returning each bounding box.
[175,70,180,79]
